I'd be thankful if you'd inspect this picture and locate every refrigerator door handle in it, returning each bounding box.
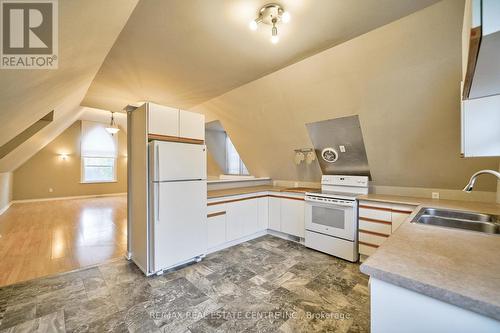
[155,143,160,181]
[156,184,160,223]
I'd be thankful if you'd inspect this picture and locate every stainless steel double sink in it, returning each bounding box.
[412,208,500,235]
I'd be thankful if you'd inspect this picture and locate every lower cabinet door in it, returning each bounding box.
[242,199,259,236]
[226,199,259,241]
[226,202,244,242]
[207,213,226,249]
[268,197,281,231]
[258,197,269,231]
[280,198,305,237]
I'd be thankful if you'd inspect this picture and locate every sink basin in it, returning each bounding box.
[412,208,500,235]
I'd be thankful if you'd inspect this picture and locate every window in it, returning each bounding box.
[225,136,249,175]
[82,157,116,183]
[205,120,250,176]
[81,121,118,183]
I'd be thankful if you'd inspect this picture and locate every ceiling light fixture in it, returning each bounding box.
[105,112,120,135]
[249,3,290,44]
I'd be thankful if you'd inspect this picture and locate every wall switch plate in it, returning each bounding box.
[294,182,299,187]
[432,192,439,199]
[48,188,53,193]
[339,145,346,153]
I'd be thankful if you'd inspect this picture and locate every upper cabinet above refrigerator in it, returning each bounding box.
[462,0,500,99]
[146,102,205,142]
[179,111,205,141]
[148,104,179,137]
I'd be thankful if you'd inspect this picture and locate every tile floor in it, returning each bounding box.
[0,235,369,333]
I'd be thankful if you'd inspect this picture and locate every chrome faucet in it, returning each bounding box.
[463,169,500,192]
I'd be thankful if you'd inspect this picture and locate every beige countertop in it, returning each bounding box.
[360,195,500,321]
[207,185,319,199]
[358,193,500,215]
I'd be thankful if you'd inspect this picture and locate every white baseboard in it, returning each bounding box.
[12,192,127,204]
[0,202,12,215]
[206,230,268,254]
[267,229,303,243]
[205,229,303,255]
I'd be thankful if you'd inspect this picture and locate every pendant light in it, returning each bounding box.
[105,112,120,135]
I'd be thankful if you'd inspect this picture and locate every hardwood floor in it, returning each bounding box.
[0,196,127,287]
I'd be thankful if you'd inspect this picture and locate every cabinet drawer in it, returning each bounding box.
[208,203,226,214]
[359,220,391,235]
[359,243,378,256]
[391,203,415,214]
[358,202,392,222]
[359,208,391,222]
[359,230,388,246]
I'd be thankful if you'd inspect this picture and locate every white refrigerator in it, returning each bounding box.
[148,140,207,274]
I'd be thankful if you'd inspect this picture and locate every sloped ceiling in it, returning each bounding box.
[79,108,127,132]
[82,0,440,111]
[191,0,500,191]
[3,0,496,192]
[0,0,138,172]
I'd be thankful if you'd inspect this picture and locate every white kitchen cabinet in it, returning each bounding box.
[461,94,500,157]
[258,197,269,230]
[243,199,260,236]
[207,193,305,250]
[358,200,416,257]
[280,198,305,237]
[146,103,205,141]
[179,110,205,141]
[226,201,244,241]
[207,213,226,249]
[462,0,500,99]
[268,197,281,231]
[226,199,259,242]
[370,278,500,333]
[148,103,179,136]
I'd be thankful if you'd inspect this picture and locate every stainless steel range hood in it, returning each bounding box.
[306,115,371,179]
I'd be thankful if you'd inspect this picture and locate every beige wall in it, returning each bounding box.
[207,151,223,178]
[497,163,500,203]
[206,129,227,176]
[0,172,13,213]
[192,0,499,192]
[13,121,127,200]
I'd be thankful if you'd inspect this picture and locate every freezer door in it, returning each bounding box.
[151,180,207,272]
[151,141,206,181]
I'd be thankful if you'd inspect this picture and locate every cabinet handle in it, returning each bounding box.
[207,211,226,218]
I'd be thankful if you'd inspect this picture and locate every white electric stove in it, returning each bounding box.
[304,175,369,262]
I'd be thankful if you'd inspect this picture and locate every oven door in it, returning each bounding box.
[305,200,356,241]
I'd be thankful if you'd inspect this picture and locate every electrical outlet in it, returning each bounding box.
[48,188,53,193]
[432,192,439,199]
[294,182,299,187]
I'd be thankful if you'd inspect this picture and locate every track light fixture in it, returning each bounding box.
[249,3,290,44]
